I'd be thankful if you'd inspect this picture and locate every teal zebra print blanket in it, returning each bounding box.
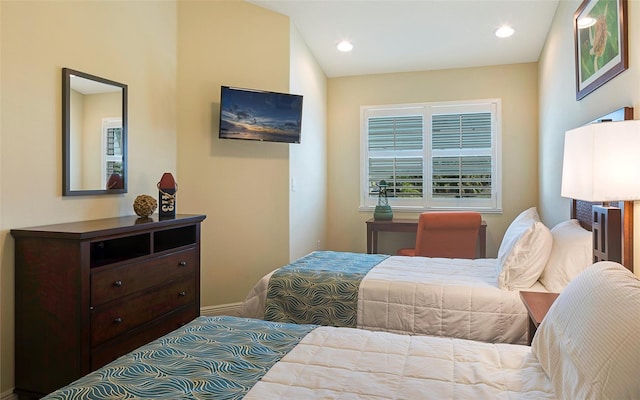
[264,251,389,326]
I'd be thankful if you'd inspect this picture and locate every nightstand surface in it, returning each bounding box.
[519,291,560,345]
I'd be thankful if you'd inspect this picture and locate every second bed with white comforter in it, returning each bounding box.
[241,209,594,345]
[356,256,545,343]
[241,255,546,345]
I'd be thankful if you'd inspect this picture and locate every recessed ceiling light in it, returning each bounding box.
[495,25,514,38]
[337,40,354,52]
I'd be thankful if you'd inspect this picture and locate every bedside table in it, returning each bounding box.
[519,291,560,345]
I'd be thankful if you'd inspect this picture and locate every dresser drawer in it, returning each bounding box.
[91,248,197,306]
[91,304,199,370]
[91,276,196,345]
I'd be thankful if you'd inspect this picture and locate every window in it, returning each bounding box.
[360,99,501,212]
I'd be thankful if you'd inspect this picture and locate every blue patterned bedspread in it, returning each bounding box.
[43,316,317,400]
[264,251,389,326]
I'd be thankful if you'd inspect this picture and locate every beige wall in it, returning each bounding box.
[177,1,292,307]
[538,0,640,270]
[0,0,178,393]
[327,63,540,257]
[289,25,329,260]
[0,0,3,390]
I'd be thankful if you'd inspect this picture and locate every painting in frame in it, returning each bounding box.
[574,0,628,100]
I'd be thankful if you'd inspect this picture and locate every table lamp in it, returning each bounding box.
[561,119,640,265]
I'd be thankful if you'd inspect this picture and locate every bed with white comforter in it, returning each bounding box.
[43,261,640,399]
[241,208,594,345]
[357,256,545,342]
[241,255,545,345]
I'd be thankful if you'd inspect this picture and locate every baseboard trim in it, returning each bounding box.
[200,302,243,317]
[1,389,17,400]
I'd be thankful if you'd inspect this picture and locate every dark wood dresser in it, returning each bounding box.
[11,213,206,399]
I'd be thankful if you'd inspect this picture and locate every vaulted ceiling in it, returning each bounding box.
[250,0,560,77]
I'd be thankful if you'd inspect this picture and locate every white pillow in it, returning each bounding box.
[497,207,553,289]
[532,261,640,399]
[539,219,592,292]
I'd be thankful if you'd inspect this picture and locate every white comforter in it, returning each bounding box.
[240,255,548,345]
[245,325,555,399]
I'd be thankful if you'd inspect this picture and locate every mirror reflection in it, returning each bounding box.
[63,68,127,195]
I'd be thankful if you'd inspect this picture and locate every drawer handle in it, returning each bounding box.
[178,291,187,297]
[113,280,123,287]
[178,261,187,267]
[114,317,123,324]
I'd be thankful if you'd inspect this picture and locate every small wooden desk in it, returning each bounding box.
[365,218,487,257]
[519,291,560,345]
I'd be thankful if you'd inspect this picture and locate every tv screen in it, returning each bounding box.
[219,86,303,143]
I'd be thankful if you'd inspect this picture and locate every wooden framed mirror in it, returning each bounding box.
[63,68,128,196]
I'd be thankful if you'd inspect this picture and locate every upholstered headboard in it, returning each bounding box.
[569,107,634,271]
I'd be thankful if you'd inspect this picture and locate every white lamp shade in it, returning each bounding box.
[561,120,640,202]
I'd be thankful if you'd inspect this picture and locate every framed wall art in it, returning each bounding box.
[574,0,628,100]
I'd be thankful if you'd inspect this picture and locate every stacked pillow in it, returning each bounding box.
[532,261,640,398]
[497,207,553,289]
[539,219,593,292]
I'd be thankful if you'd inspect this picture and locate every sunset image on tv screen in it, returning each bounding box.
[219,87,302,143]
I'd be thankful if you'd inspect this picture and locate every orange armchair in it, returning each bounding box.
[396,211,482,258]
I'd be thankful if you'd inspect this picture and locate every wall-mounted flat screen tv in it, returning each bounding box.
[219,86,303,144]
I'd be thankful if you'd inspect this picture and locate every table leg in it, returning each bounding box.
[478,225,486,258]
[372,231,378,254]
[528,318,536,345]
